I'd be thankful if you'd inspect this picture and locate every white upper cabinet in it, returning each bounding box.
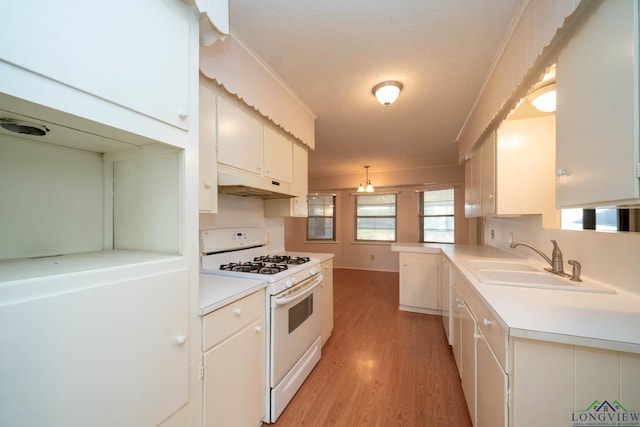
[199,78,218,213]
[0,0,196,147]
[217,95,264,174]
[556,0,639,207]
[216,91,299,198]
[263,141,309,217]
[465,115,556,223]
[264,126,293,183]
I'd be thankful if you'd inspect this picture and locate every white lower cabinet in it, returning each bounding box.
[398,252,440,313]
[452,269,507,427]
[451,262,640,427]
[0,268,189,427]
[477,335,508,427]
[440,256,452,344]
[510,339,640,427]
[202,289,266,427]
[320,258,334,346]
[459,300,477,425]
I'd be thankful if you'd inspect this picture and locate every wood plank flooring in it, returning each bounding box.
[267,268,472,427]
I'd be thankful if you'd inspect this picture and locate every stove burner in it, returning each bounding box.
[220,261,289,275]
[286,256,311,265]
[258,264,288,274]
[253,255,311,265]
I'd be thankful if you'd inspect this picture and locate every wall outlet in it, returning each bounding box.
[490,229,495,240]
[370,254,375,260]
[508,232,514,244]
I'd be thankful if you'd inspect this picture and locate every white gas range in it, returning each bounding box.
[200,227,323,423]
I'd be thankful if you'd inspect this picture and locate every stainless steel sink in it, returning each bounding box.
[462,258,615,294]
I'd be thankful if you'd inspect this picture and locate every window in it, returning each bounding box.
[307,194,336,240]
[561,208,638,232]
[355,193,396,241]
[420,188,455,243]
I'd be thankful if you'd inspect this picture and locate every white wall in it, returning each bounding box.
[485,215,640,295]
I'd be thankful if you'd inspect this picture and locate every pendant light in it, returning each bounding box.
[357,165,375,192]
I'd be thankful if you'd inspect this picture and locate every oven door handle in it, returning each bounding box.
[274,274,323,306]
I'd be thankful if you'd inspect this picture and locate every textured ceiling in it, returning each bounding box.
[229,0,526,178]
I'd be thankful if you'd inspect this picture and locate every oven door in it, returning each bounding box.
[270,273,323,386]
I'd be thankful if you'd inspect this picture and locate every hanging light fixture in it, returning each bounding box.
[372,81,403,106]
[357,165,375,192]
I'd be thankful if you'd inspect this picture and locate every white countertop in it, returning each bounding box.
[392,243,640,354]
[199,274,267,316]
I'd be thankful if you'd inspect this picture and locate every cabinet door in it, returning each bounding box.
[481,132,496,215]
[556,0,639,207]
[440,257,452,344]
[203,318,266,427]
[477,335,507,427]
[496,116,556,217]
[291,141,309,216]
[0,0,192,131]
[460,302,477,425]
[320,259,334,346]
[452,285,464,377]
[199,80,218,213]
[264,126,293,183]
[465,152,482,217]
[399,253,440,312]
[0,269,189,427]
[217,95,263,174]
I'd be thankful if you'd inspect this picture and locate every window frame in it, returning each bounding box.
[419,188,455,244]
[354,192,397,242]
[306,194,337,241]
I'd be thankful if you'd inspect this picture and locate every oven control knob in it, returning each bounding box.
[309,267,319,276]
[285,278,298,288]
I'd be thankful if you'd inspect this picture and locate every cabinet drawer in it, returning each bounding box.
[474,299,507,371]
[203,290,264,351]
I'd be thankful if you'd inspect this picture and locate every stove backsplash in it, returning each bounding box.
[199,194,286,254]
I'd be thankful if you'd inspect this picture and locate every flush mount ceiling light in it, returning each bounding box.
[372,81,403,106]
[357,165,375,192]
[528,65,556,112]
[529,82,556,112]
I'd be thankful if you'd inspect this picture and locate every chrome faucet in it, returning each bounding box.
[510,239,569,277]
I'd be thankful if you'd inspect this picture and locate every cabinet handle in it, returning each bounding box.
[556,169,572,177]
[473,332,483,340]
[255,326,263,333]
[204,182,212,189]
[234,308,242,316]
[482,318,493,327]
[178,109,188,120]
[176,335,187,345]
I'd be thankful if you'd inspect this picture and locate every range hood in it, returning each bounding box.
[218,164,296,199]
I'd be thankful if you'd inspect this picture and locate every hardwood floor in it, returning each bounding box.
[268,268,472,427]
